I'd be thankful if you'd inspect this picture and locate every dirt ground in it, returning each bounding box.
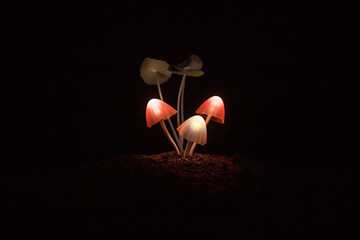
[6,151,358,239]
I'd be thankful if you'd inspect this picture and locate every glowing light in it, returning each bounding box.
[141,55,226,157]
[190,117,205,131]
[146,99,177,128]
[191,121,201,130]
[210,96,222,107]
[177,115,207,145]
[195,96,225,124]
[148,99,161,116]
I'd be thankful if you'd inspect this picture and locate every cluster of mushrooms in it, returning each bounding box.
[140,55,225,158]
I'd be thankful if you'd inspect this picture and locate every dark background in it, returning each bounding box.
[6,1,358,175]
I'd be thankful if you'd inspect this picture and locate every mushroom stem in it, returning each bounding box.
[156,79,164,101]
[157,80,182,156]
[189,114,212,156]
[177,75,186,149]
[181,78,185,124]
[184,140,192,158]
[205,113,212,124]
[168,119,183,156]
[177,75,186,127]
[159,120,180,155]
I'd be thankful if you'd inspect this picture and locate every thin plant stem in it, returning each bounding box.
[156,79,164,101]
[181,78,185,124]
[168,119,183,155]
[177,75,186,127]
[157,80,182,155]
[184,140,192,158]
[177,75,186,148]
[157,80,179,142]
[160,120,180,155]
[205,113,213,125]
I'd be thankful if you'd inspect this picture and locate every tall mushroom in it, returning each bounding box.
[146,99,180,155]
[177,115,207,158]
[189,96,225,156]
[168,55,204,152]
[170,55,204,126]
[140,58,181,153]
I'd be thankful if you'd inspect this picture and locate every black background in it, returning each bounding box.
[6,1,358,175]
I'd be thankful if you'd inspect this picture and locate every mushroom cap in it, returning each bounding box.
[140,58,172,85]
[195,96,225,124]
[177,115,207,145]
[146,99,177,128]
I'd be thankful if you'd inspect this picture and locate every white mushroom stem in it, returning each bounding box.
[177,75,186,148]
[159,120,180,155]
[157,81,180,142]
[189,114,212,156]
[183,140,193,158]
[205,114,213,125]
[177,75,186,127]
[157,80,183,156]
[181,79,185,124]
[156,79,164,101]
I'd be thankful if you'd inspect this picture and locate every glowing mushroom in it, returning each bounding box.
[140,58,181,153]
[196,96,225,124]
[189,96,225,156]
[177,115,207,158]
[146,99,180,155]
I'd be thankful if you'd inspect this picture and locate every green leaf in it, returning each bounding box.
[173,57,192,70]
[169,70,204,77]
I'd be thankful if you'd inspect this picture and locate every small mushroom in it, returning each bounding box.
[196,96,225,124]
[189,96,225,156]
[146,99,180,155]
[177,115,207,157]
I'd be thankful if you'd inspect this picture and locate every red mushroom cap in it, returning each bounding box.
[195,96,225,124]
[146,99,177,128]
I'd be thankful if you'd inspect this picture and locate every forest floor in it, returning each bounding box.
[6,151,358,239]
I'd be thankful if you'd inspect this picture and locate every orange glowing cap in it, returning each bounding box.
[146,99,177,128]
[177,115,207,145]
[195,96,225,124]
